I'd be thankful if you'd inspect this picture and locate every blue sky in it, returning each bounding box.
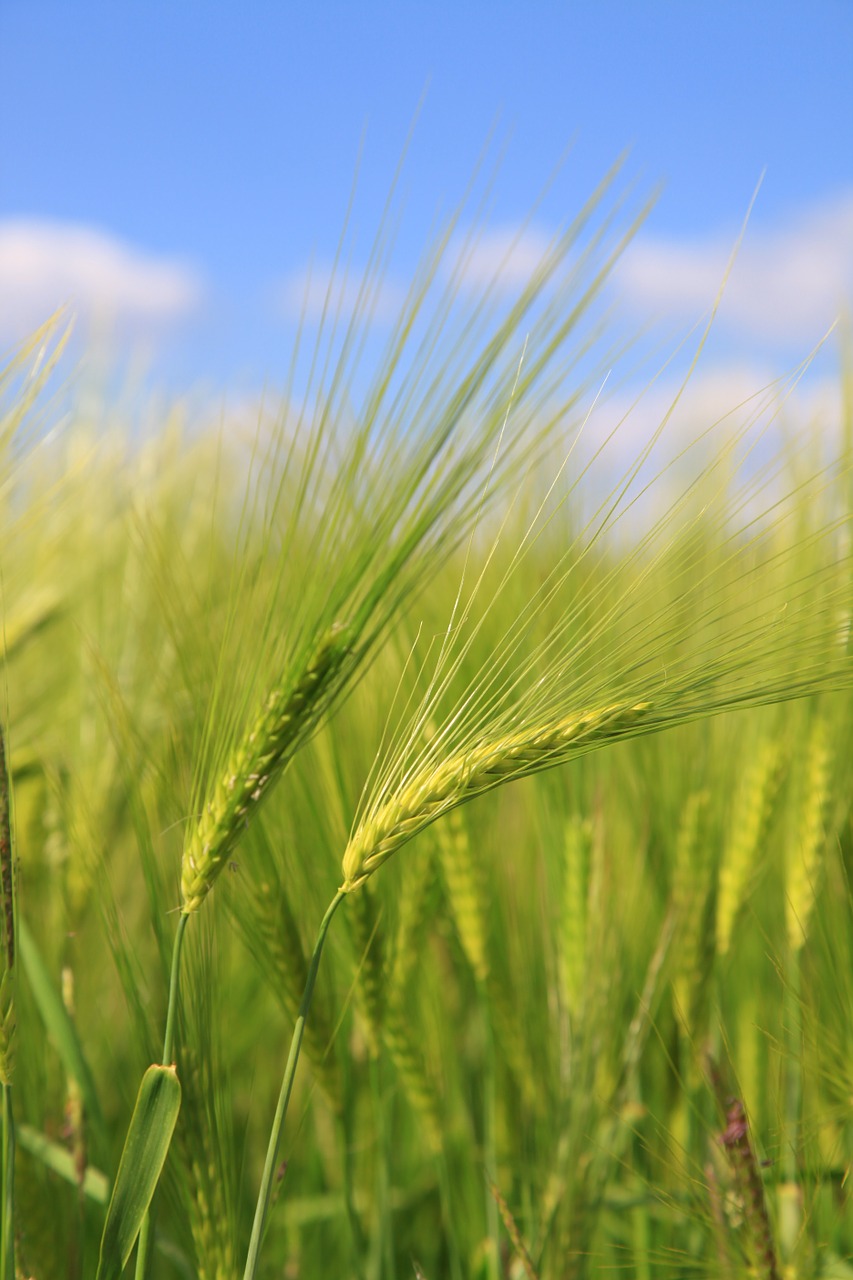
[1,1,851,422]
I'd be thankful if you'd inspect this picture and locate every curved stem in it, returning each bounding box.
[133,910,190,1280]
[243,889,345,1280]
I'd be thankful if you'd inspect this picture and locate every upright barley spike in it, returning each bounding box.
[786,716,832,952]
[182,623,353,914]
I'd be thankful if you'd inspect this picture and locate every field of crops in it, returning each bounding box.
[1,189,852,1279]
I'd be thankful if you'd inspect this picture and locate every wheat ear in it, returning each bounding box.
[182,622,352,913]
[342,701,650,890]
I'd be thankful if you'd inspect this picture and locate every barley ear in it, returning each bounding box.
[558,815,593,1025]
[382,996,443,1155]
[388,852,439,1006]
[671,790,712,1037]
[435,808,490,985]
[182,622,352,914]
[718,1098,781,1280]
[786,716,832,952]
[348,881,385,1059]
[716,739,783,959]
[0,724,15,1086]
[254,882,341,1111]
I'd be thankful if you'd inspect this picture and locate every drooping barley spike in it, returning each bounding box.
[559,815,593,1025]
[342,701,651,890]
[382,996,443,1155]
[716,738,783,959]
[435,808,490,985]
[671,790,712,1036]
[182,621,353,913]
[348,880,385,1059]
[786,716,832,952]
[0,722,16,1086]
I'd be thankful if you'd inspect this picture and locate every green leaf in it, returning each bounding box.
[96,1064,181,1280]
[16,1123,109,1204]
[18,917,107,1154]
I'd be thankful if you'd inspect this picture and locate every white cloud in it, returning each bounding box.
[615,191,853,346]
[447,226,555,292]
[565,358,844,541]
[0,219,204,342]
[276,262,405,326]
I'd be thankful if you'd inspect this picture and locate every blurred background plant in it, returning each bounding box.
[1,168,852,1276]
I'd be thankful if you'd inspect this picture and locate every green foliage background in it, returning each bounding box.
[2,251,852,1278]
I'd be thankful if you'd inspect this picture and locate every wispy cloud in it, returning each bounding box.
[614,191,853,346]
[0,219,204,342]
[572,359,844,537]
[446,226,555,292]
[276,262,405,326]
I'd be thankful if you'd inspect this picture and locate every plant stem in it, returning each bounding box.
[243,889,345,1280]
[162,913,189,1065]
[481,995,501,1280]
[134,911,190,1280]
[1,1086,14,1280]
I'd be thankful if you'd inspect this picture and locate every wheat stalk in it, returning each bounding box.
[182,622,353,913]
[342,701,650,890]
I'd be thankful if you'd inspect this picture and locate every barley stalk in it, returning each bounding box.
[342,701,650,890]
[182,622,353,913]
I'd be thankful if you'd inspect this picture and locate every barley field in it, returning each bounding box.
[1,181,851,1279]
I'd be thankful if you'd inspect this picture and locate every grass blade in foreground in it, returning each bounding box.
[96,1064,181,1280]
